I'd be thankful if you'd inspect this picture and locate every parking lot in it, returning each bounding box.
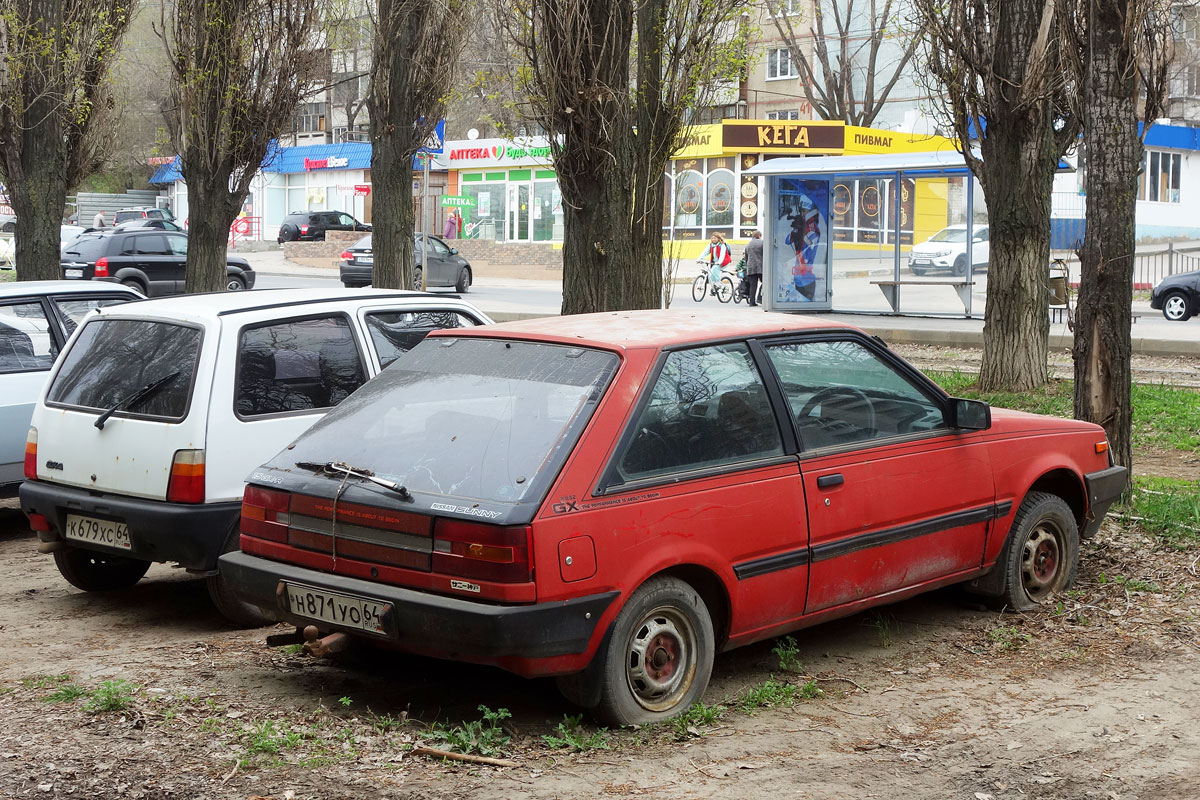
[2,497,1198,800]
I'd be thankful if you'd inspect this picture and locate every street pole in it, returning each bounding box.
[421,153,429,288]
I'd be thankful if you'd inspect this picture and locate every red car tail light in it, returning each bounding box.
[94,257,109,277]
[242,485,290,542]
[432,519,532,583]
[23,427,37,480]
[340,251,353,261]
[166,449,205,504]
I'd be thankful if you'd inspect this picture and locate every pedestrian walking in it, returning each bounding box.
[744,230,763,307]
[92,210,106,228]
[443,209,459,239]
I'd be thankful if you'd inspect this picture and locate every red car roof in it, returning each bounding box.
[435,309,861,352]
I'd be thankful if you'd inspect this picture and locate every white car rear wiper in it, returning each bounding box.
[94,370,181,430]
[295,460,413,501]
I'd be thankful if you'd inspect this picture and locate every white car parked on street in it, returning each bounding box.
[908,224,990,276]
[1,281,143,497]
[20,289,491,625]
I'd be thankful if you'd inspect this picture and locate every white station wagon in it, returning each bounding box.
[20,289,491,624]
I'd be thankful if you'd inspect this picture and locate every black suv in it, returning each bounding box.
[278,210,370,243]
[60,229,255,296]
[113,207,176,225]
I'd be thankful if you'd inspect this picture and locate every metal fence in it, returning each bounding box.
[1132,242,1200,288]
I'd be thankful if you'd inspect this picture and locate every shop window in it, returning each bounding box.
[673,168,704,233]
[1140,150,1181,203]
[706,168,735,228]
[766,48,798,80]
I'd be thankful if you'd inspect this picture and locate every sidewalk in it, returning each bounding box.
[240,249,1200,357]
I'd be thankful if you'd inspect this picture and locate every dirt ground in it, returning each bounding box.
[1,351,1197,800]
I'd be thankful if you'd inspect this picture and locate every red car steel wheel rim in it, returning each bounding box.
[625,606,698,712]
[1021,525,1062,601]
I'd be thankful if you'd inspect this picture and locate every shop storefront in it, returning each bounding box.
[150,142,448,241]
[445,138,563,242]
[665,120,961,257]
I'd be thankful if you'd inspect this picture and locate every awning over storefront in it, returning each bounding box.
[745,150,971,179]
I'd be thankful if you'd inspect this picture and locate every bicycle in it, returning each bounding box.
[692,261,736,303]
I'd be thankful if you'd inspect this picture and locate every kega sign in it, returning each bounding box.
[304,156,349,171]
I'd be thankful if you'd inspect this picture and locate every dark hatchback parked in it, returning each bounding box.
[1150,269,1200,321]
[340,233,472,292]
[277,211,371,244]
[60,229,255,297]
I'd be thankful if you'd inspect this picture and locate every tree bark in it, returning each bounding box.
[559,137,637,314]
[1071,0,1138,486]
[5,124,69,282]
[182,175,239,293]
[976,111,1058,390]
[370,138,417,290]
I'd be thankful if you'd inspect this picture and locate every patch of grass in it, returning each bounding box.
[738,679,797,713]
[988,625,1032,651]
[669,701,726,740]
[1110,575,1163,593]
[772,635,803,673]
[0,270,14,284]
[1119,477,1200,547]
[200,717,226,733]
[281,644,304,656]
[244,719,302,757]
[370,712,406,733]
[870,611,899,647]
[43,685,88,704]
[427,705,511,758]
[927,372,1200,454]
[1131,384,1200,452]
[84,679,137,713]
[542,714,609,751]
[21,674,70,690]
[796,680,823,699]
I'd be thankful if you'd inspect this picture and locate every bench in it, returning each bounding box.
[1050,309,1146,325]
[871,280,975,315]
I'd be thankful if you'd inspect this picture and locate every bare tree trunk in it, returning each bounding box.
[559,130,638,314]
[4,124,69,281]
[977,118,1057,390]
[182,179,238,293]
[1071,0,1139,486]
[370,137,416,290]
[628,0,670,311]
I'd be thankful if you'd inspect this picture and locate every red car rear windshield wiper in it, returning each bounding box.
[295,460,413,501]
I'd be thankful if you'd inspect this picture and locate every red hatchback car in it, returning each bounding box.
[221,311,1125,725]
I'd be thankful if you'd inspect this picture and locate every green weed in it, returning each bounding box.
[84,680,137,713]
[1112,575,1162,593]
[371,712,406,733]
[772,635,803,673]
[245,719,302,756]
[21,674,70,690]
[282,644,304,656]
[43,685,88,704]
[797,680,823,699]
[542,714,610,751]
[988,625,1032,651]
[871,611,899,647]
[338,696,353,708]
[427,705,512,758]
[738,679,797,712]
[669,701,726,740]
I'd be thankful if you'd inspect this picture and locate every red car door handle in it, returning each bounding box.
[816,474,844,488]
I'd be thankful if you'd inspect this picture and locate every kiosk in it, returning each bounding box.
[744,150,981,317]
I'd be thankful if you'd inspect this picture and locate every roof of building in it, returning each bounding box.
[439,309,859,351]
